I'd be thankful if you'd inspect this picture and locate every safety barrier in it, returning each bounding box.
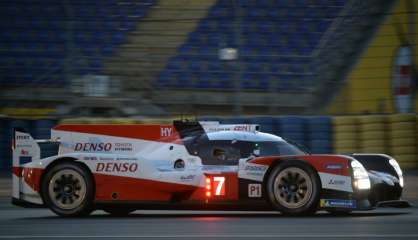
[333,116,358,153]
[332,114,417,168]
[275,116,306,148]
[388,114,417,169]
[358,115,388,154]
[305,116,332,154]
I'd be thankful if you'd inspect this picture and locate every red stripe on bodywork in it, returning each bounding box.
[94,173,200,201]
[13,167,43,192]
[250,155,351,176]
[13,166,204,202]
[53,124,182,143]
[12,166,22,177]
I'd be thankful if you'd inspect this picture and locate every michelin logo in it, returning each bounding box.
[320,199,356,209]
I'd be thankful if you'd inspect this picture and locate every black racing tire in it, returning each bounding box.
[104,207,136,216]
[266,161,321,216]
[41,162,94,217]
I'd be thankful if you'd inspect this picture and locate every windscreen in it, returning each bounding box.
[254,141,306,156]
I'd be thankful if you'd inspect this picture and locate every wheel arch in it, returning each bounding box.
[262,158,323,215]
[39,157,96,202]
[262,158,323,200]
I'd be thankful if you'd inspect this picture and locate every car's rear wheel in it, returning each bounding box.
[42,162,94,217]
[267,161,321,216]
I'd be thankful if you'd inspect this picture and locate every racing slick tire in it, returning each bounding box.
[104,207,136,216]
[41,162,94,217]
[267,161,321,216]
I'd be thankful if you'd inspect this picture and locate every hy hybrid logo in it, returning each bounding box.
[161,127,173,137]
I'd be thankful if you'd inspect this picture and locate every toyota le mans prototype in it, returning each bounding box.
[12,120,409,217]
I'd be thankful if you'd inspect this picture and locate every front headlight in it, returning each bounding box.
[389,158,404,187]
[351,160,371,190]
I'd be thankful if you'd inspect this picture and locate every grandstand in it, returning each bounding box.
[1,0,418,170]
[0,0,396,116]
[1,0,154,86]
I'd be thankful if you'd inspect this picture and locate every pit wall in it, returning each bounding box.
[327,0,418,114]
[0,114,417,170]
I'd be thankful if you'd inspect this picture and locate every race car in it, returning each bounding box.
[11,120,409,217]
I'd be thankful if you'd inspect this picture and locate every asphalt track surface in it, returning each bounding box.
[0,172,417,240]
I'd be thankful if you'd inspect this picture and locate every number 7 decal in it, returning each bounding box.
[213,176,225,196]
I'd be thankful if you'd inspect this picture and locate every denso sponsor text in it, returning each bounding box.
[74,142,112,152]
[96,162,138,173]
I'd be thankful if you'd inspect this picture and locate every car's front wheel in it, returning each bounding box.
[267,161,321,216]
[41,162,94,217]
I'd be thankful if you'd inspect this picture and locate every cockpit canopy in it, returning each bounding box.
[183,130,307,165]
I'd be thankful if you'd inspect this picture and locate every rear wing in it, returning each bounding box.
[200,121,259,133]
[12,129,60,199]
[12,128,60,167]
[173,120,260,139]
[12,129,41,168]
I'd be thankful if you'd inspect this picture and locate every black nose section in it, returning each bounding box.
[377,200,412,208]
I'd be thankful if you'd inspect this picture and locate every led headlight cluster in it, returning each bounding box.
[389,158,404,187]
[351,160,371,190]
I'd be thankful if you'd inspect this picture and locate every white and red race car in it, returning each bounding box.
[12,120,408,217]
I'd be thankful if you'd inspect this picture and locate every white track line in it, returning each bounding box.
[1,235,418,239]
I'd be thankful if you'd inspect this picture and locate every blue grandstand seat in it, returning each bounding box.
[153,0,346,90]
[197,73,211,89]
[207,61,221,72]
[173,71,191,88]
[241,73,269,90]
[166,59,181,71]
[218,72,233,89]
[196,46,212,57]
[244,62,262,73]
[189,61,203,72]
[157,71,171,88]
[0,0,154,87]
[217,20,233,31]
[207,34,221,47]
[178,44,194,55]
[198,20,215,32]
